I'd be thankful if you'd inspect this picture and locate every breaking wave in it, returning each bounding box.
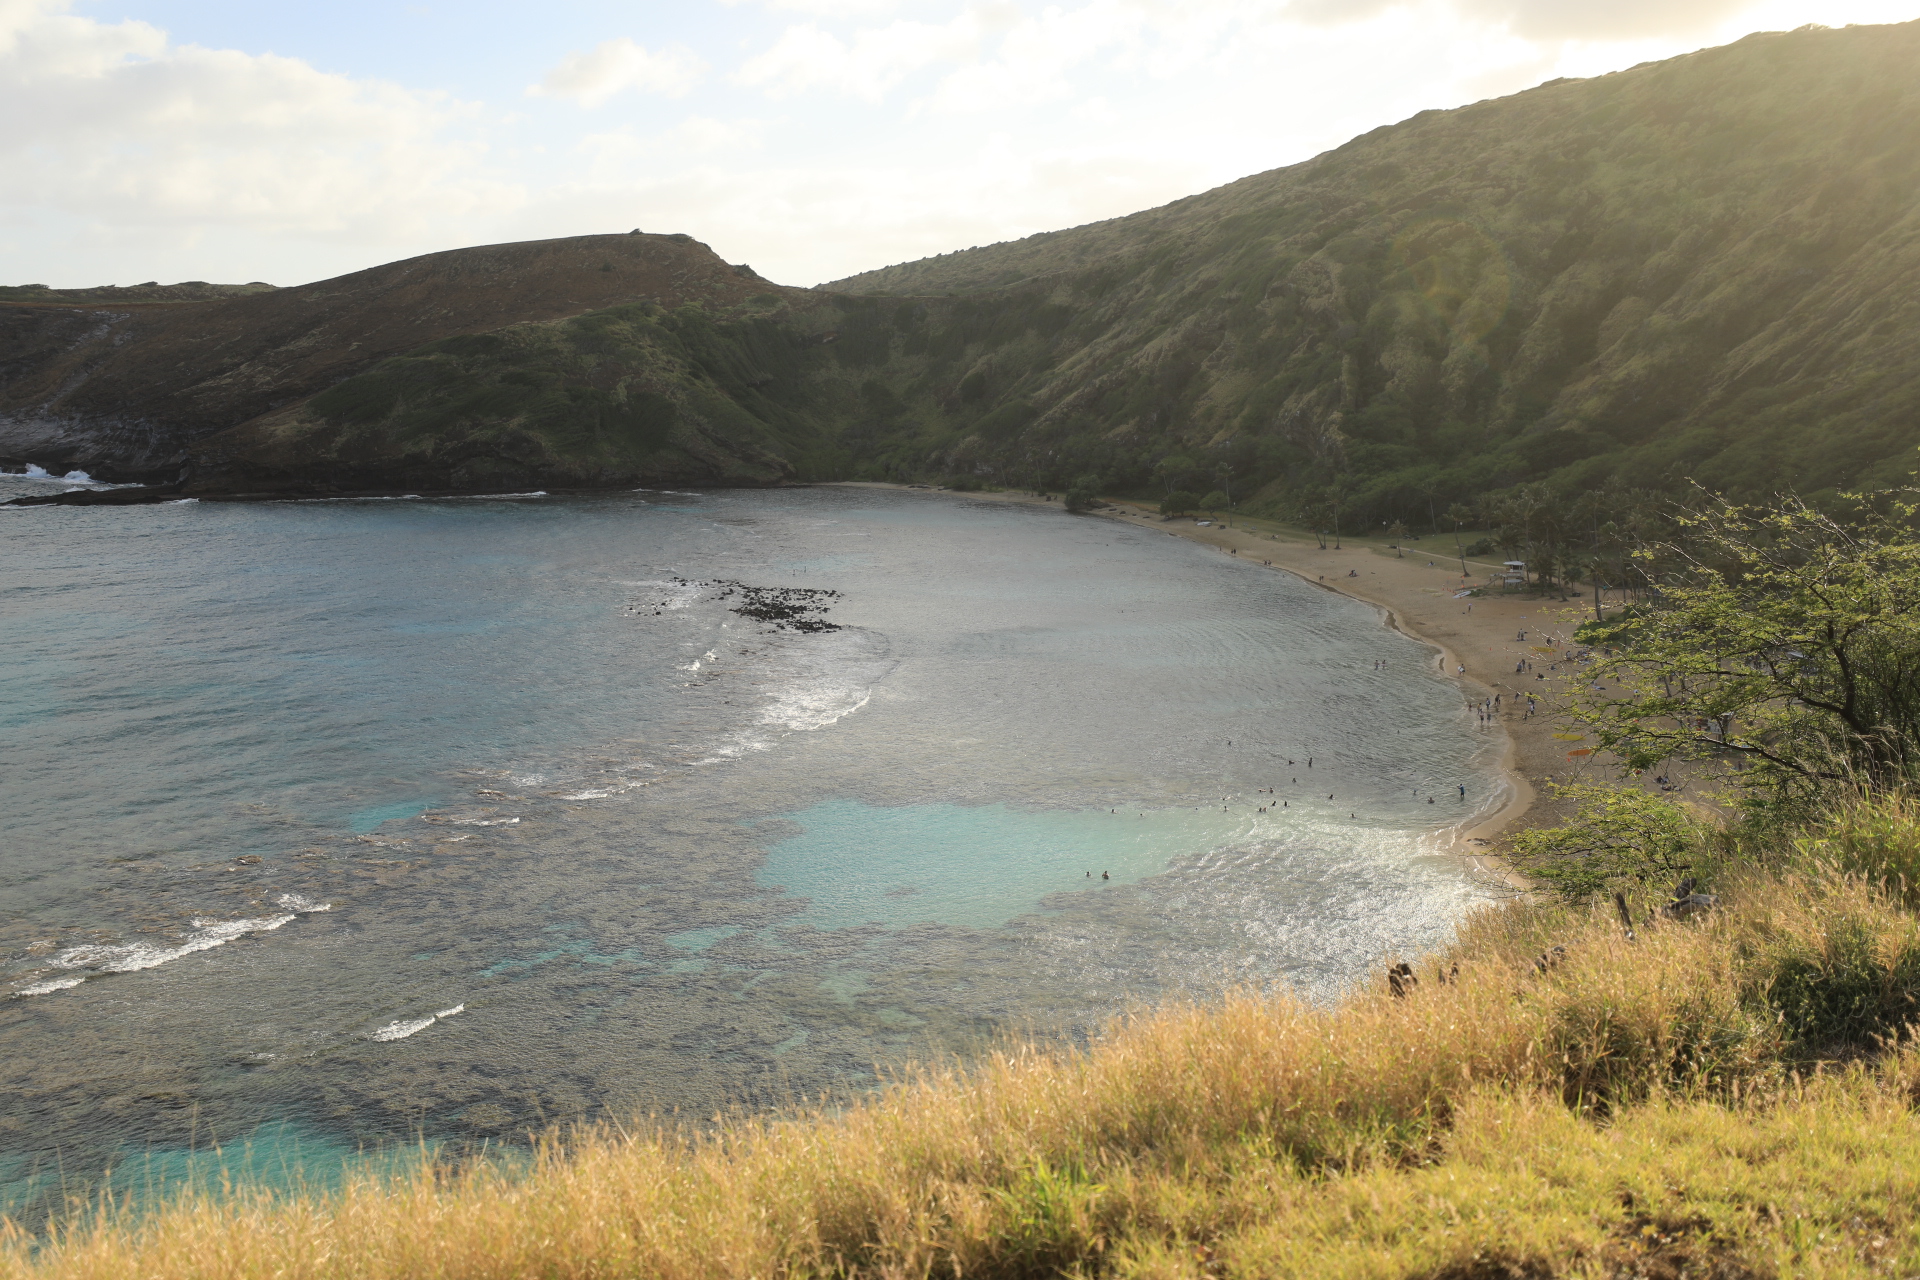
[368,1003,465,1042]
[9,894,331,998]
[2,464,131,487]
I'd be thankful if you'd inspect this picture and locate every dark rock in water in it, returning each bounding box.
[727,584,843,632]
[623,577,844,633]
[6,486,181,506]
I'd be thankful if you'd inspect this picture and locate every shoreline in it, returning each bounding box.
[834,483,1599,871]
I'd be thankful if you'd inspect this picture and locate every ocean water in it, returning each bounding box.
[0,478,1502,1212]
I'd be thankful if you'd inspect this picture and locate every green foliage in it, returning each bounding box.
[292,300,851,485]
[1201,489,1228,513]
[1063,474,1103,514]
[1507,782,1714,901]
[1573,491,1920,810]
[1759,906,1920,1048]
[1792,792,1920,910]
[971,399,1038,441]
[985,1160,1107,1272]
[1152,455,1199,496]
[1160,491,1199,516]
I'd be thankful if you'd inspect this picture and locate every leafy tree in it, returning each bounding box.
[1153,455,1199,496]
[1574,490,1920,812]
[1201,490,1228,514]
[1507,782,1713,901]
[1161,490,1200,516]
[1064,473,1104,513]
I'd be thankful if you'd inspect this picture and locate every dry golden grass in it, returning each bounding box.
[8,864,1920,1279]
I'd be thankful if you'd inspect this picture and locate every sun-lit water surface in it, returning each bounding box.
[0,478,1503,1212]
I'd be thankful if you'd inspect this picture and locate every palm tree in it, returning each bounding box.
[1445,504,1474,576]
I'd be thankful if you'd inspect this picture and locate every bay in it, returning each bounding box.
[0,479,1501,1211]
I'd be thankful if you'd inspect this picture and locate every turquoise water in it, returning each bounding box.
[760,801,1256,930]
[0,477,1503,1216]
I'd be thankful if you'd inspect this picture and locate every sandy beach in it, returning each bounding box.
[837,483,1616,863]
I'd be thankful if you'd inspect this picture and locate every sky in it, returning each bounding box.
[3,0,1916,289]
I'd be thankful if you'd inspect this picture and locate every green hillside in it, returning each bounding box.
[49,20,1920,509]
[812,20,1920,520]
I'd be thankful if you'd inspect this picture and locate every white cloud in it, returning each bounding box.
[0,0,526,286]
[9,0,1917,292]
[735,7,1015,100]
[576,116,770,181]
[529,38,707,106]
[512,139,1211,284]
[0,0,515,243]
[759,0,904,13]
[1454,0,1752,39]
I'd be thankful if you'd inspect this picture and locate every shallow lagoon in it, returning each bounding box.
[0,481,1501,1210]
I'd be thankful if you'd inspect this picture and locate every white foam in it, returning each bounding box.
[446,491,547,499]
[2,464,134,488]
[368,1003,465,1041]
[10,895,334,996]
[448,816,519,826]
[691,634,893,765]
[11,464,92,483]
[368,1016,436,1042]
[557,789,614,800]
[53,912,296,974]
[623,579,705,611]
[761,683,873,734]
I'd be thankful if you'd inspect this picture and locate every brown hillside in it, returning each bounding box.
[0,233,789,481]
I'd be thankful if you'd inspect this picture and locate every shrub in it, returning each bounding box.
[1794,792,1920,908]
[1064,474,1103,513]
[1506,782,1715,901]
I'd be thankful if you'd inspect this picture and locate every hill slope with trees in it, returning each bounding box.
[825,19,1920,520]
[6,21,1920,507]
